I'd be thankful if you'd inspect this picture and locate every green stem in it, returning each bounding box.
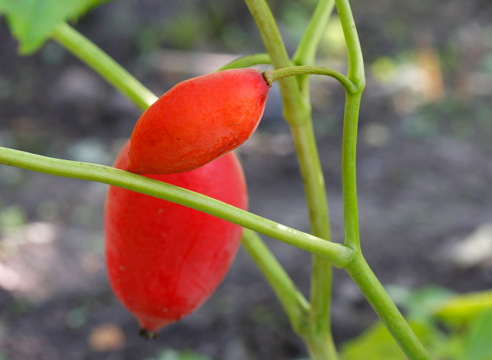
[335,2,432,358]
[241,229,310,335]
[334,0,365,87]
[346,255,433,360]
[52,23,157,110]
[244,0,308,127]
[0,146,354,269]
[245,1,337,358]
[263,66,356,93]
[217,53,271,71]
[292,0,336,100]
[341,91,362,251]
[290,121,337,360]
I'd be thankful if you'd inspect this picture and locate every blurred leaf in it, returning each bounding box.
[65,306,88,329]
[462,308,492,360]
[319,15,346,58]
[404,286,455,319]
[387,284,454,319]
[371,57,397,82]
[0,0,113,54]
[164,13,208,50]
[0,205,26,230]
[434,290,492,328]
[340,319,438,360]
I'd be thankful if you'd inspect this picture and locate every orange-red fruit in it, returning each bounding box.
[127,68,269,174]
[105,141,247,334]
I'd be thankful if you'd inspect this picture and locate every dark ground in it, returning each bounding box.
[2,0,492,359]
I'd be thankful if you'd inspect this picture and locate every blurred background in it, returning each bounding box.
[1,0,492,359]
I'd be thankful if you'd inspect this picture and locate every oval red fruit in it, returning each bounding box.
[127,68,269,174]
[105,141,247,336]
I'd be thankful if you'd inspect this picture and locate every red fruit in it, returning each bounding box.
[105,141,247,337]
[127,68,269,174]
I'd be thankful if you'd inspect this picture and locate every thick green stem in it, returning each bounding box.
[341,91,362,251]
[241,229,311,335]
[244,0,308,127]
[0,146,354,268]
[52,23,157,110]
[346,255,433,360]
[217,53,271,71]
[245,1,337,358]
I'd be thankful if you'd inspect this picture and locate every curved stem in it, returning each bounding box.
[334,0,365,87]
[346,255,433,360]
[0,146,354,269]
[52,23,158,110]
[292,0,336,100]
[241,229,311,335]
[263,66,357,93]
[217,53,271,71]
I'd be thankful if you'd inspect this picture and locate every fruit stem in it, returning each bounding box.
[139,329,159,340]
[263,66,358,93]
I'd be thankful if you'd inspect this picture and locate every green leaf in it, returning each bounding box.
[434,290,492,328]
[0,0,111,54]
[340,320,439,360]
[462,308,492,360]
[386,284,455,320]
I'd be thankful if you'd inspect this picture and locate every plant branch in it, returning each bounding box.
[217,53,271,71]
[292,0,336,100]
[0,146,354,269]
[341,92,362,251]
[334,0,365,87]
[241,229,311,335]
[245,1,339,358]
[263,66,357,93]
[52,23,157,110]
[244,0,308,127]
[346,255,433,360]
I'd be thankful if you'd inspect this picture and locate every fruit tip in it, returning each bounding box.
[139,328,159,340]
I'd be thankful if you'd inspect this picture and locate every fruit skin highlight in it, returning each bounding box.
[105,141,247,337]
[127,68,269,174]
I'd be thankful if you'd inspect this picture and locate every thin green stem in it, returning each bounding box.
[293,0,335,66]
[0,146,354,269]
[244,0,309,127]
[334,0,365,87]
[292,0,336,100]
[241,229,311,335]
[52,23,157,110]
[217,53,271,71]
[335,3,431,358]
[341,91,362,251]
[346,255,433,360]
[290,121,337,360]
[263,66,356,93]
